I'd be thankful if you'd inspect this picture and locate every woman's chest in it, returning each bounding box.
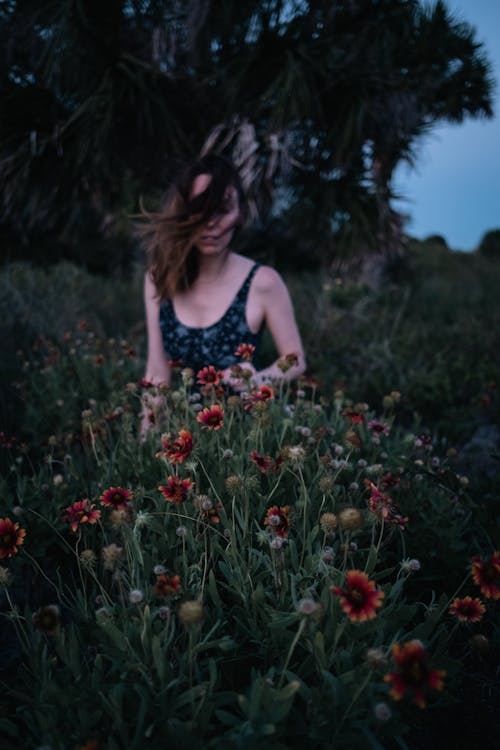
[173,280,264,333]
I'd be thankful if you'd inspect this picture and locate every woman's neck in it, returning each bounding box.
[196,250,234,284]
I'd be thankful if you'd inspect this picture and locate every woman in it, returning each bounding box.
[140,154,306,429]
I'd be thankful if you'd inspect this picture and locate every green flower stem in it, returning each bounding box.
[278,617,306,689]
[74,534,89,617]
[267,472,285,504]
[332,618,347,652]
[341,532,350,572]
[375,516,385,557]
[298,465,309,569]
[4,588,30,652]
[335,669,372,735]
[200,528,210,599]
[197,456,224,505]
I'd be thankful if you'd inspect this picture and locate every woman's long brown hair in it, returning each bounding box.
[137,155,248,299]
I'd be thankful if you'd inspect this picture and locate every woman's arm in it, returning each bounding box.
[253,266,306,384]
[140,272,172,436]
[143,271,172,386]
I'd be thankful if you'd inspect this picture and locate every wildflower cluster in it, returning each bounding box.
[2,342,497,749]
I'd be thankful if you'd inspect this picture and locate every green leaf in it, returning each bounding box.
[313,631,327,670]
[151,634,165,682]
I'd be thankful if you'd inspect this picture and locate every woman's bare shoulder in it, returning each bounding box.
[253,264,286,294]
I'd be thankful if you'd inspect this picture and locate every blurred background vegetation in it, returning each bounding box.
[1,1,499,470]
[0,0,496,271]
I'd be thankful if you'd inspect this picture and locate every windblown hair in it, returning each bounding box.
[138,154,248,299]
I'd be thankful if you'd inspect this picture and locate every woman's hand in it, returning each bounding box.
[221,363,258,392]
[138,391,168,441]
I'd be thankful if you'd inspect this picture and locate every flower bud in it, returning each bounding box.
[338,507,363,531]
[178,599,204,627]
[320,512,338,534]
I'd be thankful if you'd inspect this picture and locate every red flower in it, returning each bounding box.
[76,742,100,750]
[197,365,223,386]
[244,385,275,411]
[62,500,101,533]
[367,420,390,437]
[380,472,401,490]
[100,487,133,509]
[168,358,184,368]
[264,505,290,538]
[250,450,272,473]
[196,404,224,430]
[158,476,194,505]
[0,431,16,449]
[201,502,223,524]
[258,384,274,401]
[342,408,365,424]
[235,343,256,361]
[384,640,446,709]
[0,517,26,559]
[330,570,384,622]
[158,429,193,463]
[449,596,486,623]
[153,574,182,597]
[298,374,322,388]
[365,481,408,530]
[471,551,500,599]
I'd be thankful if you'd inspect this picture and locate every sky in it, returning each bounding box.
[393,0,500,251]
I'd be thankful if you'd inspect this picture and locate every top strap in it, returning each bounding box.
[233,263,261,306]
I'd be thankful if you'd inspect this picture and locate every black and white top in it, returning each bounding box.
[159,263,263,374]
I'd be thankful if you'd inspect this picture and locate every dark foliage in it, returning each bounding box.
[0,0,495,269]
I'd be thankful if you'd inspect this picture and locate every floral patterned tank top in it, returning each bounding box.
[159,263,263,374]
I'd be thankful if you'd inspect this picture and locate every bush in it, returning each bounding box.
[477,229,500,260]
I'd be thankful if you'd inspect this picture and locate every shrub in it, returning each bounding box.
[477,229,500,260]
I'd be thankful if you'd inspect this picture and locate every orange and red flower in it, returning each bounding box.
[250,450,273,473]
[449,596,486,623]
[100,486,133,509]
[331,570,384,622]
[168,358,184,368]
[76,741,100,750]
[0,517,26,559]
[200,502,223,524]
[365,481,409,530]
[342,408,365,425]
[158,429,193,464]
[197,365,223,386]
[264,505,290,538]
[196,404,224,430]
[244,385,274,411]
[471,551,500,599]
[250,450,282,474]
[384,640,446,708]
[158,476,194,505]
[62,500,101,533]
[235,343,256,361]
[367,420,390,443]
[153,574,182,597]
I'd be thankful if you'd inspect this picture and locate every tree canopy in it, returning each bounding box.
[0,0,495,269]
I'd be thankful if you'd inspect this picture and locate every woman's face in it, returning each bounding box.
[189,173,241,255]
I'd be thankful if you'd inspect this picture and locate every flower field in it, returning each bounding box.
[1,249,499,749]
